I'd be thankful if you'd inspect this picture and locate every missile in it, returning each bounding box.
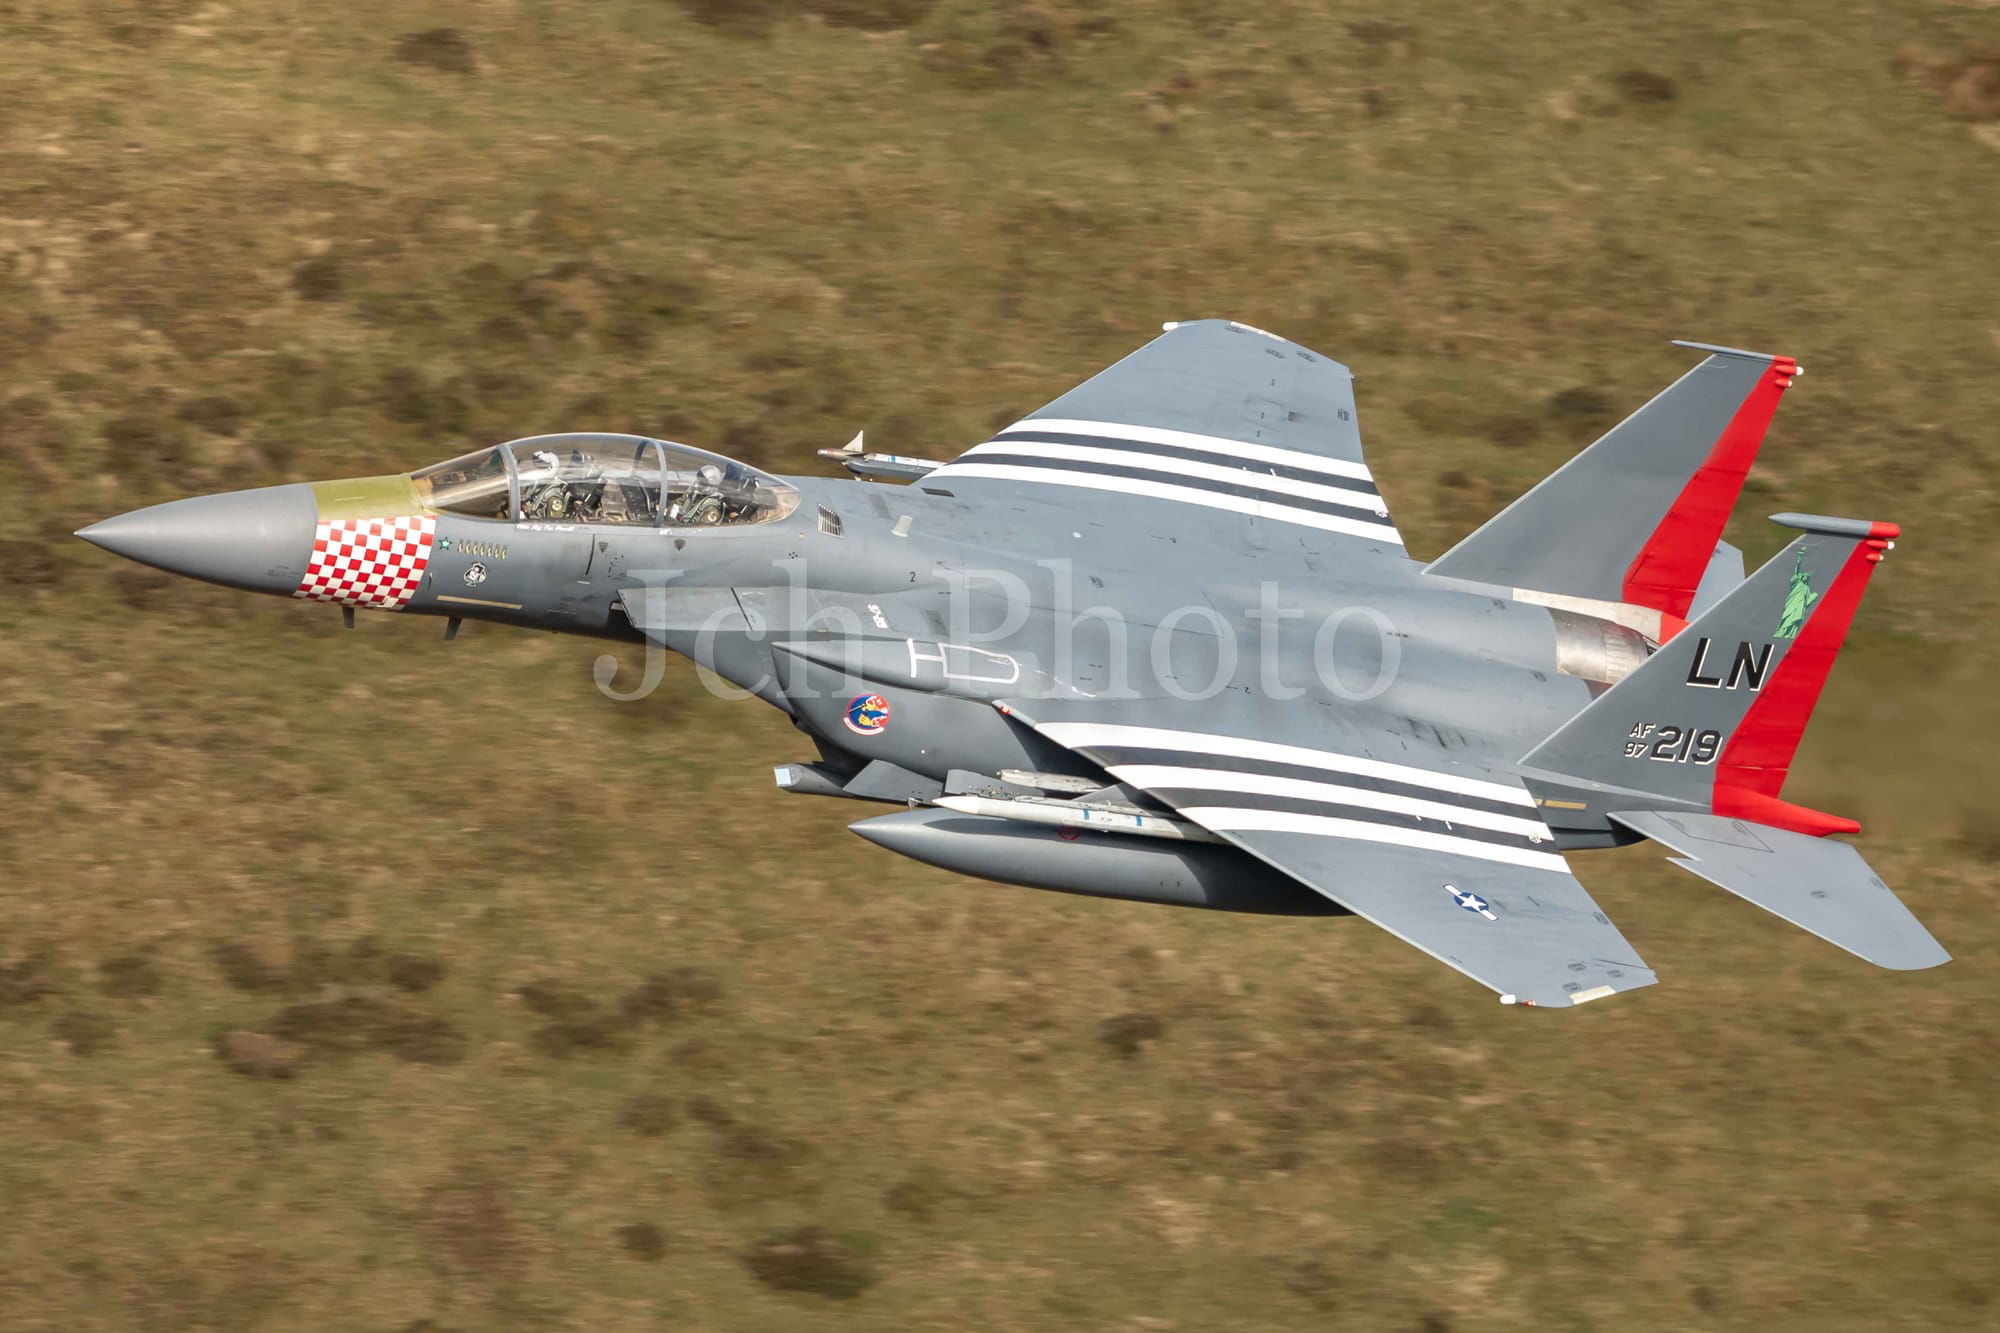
[997,769,1101,794]
[930,794,1220,842]
[815,430,943,481]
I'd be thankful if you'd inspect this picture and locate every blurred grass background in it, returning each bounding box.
[3,1,1999,1329]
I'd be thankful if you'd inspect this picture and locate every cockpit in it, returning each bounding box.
[411,433,799,528]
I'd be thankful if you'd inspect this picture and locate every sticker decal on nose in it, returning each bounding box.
[295,515,437,609]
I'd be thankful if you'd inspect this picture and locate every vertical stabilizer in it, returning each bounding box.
[1428,343,1797,625]
[1519,514,1898,836]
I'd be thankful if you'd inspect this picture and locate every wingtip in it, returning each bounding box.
[1497,965,1658,1009]
[1874,945,1953,972]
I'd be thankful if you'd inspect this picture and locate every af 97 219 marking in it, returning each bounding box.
[1623,723,1722,764]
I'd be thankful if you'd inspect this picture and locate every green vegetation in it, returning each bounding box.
[5,2,1999,1328]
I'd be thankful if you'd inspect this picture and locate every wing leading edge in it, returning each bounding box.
[997,705,1657,1008]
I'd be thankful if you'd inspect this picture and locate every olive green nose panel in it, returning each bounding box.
[310,473,427,521]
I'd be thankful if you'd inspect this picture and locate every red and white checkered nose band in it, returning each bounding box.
[294,515,436,609]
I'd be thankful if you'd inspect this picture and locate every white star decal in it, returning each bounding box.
[1446,885,1499,922]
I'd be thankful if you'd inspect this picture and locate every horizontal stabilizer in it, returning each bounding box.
[1609,811,1948,970]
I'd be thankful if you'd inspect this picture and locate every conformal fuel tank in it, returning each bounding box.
[849,808,1346,916]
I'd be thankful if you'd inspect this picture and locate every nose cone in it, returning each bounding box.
[75,483,317,595]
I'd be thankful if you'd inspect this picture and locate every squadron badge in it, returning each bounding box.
[844,693,891,736]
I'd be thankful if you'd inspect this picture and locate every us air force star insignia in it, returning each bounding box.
[1447,885,1498,921]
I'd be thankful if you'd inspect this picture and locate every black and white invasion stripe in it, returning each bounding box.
[928,418,1403,547]
[1034,722,1566,873]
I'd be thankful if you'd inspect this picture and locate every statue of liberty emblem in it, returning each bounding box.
[1775,548,1818,639]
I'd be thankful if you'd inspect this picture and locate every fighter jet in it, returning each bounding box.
[75,320,1948,1007]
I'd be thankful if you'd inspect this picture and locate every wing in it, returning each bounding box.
[996,697,1657,1008]
[925,320,1405,551]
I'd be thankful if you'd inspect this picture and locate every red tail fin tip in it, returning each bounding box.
[1711,786,1861,838]
[1622,355,1798,620]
